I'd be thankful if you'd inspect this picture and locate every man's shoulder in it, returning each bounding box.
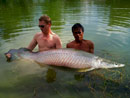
[67,41,75,47]
[83,40,94,44]
[35,32,42,35]
[68,40,75,44]
[83,40,94,48]
[50,32,62,47]
[51,33,60,39]
[35,32,43,37]
[34,32,42,36]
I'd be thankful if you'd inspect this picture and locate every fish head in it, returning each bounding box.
[105,62,125,68]
[4,48,31,62]
[5,49,19,62]
[114,63,125,68]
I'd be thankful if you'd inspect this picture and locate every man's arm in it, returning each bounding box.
[66,43,71,48]
[89,42,94,54]
[66,44,69,48]
[55,35,62,49]
[27,35,37,51]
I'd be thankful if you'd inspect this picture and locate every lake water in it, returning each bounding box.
[0,0,130,98]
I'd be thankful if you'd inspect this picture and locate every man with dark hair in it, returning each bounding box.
[27,15,62,52]
[66,23,94,53]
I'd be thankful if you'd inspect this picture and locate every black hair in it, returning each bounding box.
[72,23,84,32]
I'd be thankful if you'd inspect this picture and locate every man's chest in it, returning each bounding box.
[36,36,56,48]
[74,42,90,50]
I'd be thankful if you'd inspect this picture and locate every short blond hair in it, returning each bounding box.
[39,15,52,24]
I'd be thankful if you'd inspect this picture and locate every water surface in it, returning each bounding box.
[0,0,130,98]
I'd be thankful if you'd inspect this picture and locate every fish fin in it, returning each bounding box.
[77,67,95,72]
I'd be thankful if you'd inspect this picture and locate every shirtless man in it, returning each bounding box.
[6,15,62,58]
[27,15,62,52]
[66,23,94,53]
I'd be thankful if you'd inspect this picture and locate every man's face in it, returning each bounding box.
[73,28,83,42]
[39,21,50,34]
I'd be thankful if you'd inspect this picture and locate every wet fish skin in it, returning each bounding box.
[5,48,125,70]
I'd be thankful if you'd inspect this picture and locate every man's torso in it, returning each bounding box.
[36,32,57,51]
[67,40,93,52]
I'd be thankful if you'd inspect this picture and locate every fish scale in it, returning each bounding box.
[26,50,91,68]
[5,48,125,70]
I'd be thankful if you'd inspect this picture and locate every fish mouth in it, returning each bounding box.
[4,53,12,62]
[119,64,125,67]
[113,63,125,68]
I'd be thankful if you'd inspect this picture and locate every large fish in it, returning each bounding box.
[5,48,125,71]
